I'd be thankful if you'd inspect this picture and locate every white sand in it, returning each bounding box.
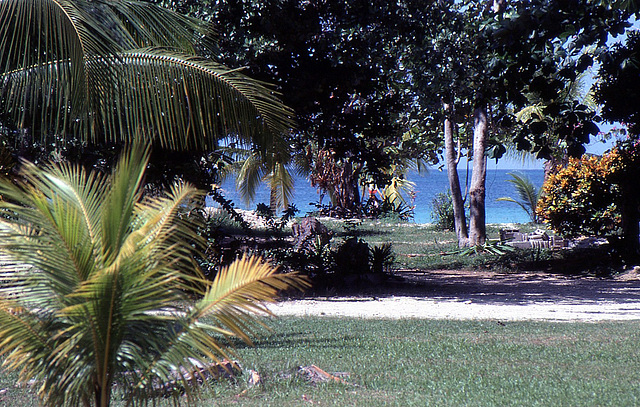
[268,270,640,322]
[267,296,640,322]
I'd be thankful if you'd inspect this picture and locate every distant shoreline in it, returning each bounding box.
[211,168,545,224]
[206,207,527,232]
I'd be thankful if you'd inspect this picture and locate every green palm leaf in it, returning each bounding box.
[265,161,295,211]
[96,49,294,150]
[0,146,308,406]
[236,150,268,205]
[235,149,296,212]
[0,0,293,152]
[497,172,541,223]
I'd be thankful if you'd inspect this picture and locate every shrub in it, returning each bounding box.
[370,243,396,274]
[537,153,620,238]
[431,190,456,231]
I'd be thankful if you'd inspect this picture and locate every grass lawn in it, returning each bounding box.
[5,317,638,406]
[214,212,621,275]
[208,317,640,406]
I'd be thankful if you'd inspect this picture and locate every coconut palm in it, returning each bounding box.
[0,145,308,407]
[0,0,293,152]
[230,148,296,214]
[497,172,541,223]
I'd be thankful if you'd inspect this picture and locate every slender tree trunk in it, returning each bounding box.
[468,105,488,246]
[338,161,360,214]
[443,102,469,246]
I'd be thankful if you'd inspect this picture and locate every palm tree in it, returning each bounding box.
[0,0,293,152]
[0,145,309,407]
[233,148,296,214]
[497,172,541,223]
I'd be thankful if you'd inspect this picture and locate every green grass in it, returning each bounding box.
[208,317,640,406]
[320,219,543,271]
[212,210,623,275]
[6,317,636,406]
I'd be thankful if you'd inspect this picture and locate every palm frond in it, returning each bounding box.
[115,48,293,150]
[93,0,211,51]
[194,254,310,343]
[265,161,295,211]
[1,0,290,151]
[382,176,416,208]
[129,254,309,403]
[0,0,95,130]
[497,172,541,223]
[0,146,309,406]
[100,144,150,262]
[2,47,294,150]
[515,104,545,123]
[236,151,267,205]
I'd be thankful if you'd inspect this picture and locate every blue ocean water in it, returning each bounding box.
[211,169,545,224]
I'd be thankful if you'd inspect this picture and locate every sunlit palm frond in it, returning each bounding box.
[497,172,541,223]
[128,254,309,404]
[1,0,292,151]
[232,146,296,211]
[265,161,295,211]
[382,176,416,208]
[0,164,104,294]
[193,254,310,343]
[515,104,545,123]
[236,151,267,205]
[0,146,308,406]
[100,144,150,262]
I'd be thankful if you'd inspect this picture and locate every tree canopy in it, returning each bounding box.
[210,0,438,212]
[0,0,293,157]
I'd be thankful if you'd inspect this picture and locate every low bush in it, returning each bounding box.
[431,190,456,231]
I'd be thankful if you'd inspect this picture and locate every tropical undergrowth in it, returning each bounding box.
[200,210,630,294]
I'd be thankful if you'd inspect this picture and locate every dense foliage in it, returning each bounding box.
[537,153,620,238]
[538,140,640,247]
[597,30,640,135]
[210,0,440,212]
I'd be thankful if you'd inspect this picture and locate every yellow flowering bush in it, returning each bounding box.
[537,152,621,238]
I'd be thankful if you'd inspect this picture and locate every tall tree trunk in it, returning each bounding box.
[337,160,360,214]
[443,102,469,246]
[468,105,488,246]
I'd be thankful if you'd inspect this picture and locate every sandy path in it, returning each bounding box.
[268,270,640,322]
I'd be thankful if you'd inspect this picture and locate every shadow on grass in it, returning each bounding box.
[223,331,362,351]
[294,243,640,307]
